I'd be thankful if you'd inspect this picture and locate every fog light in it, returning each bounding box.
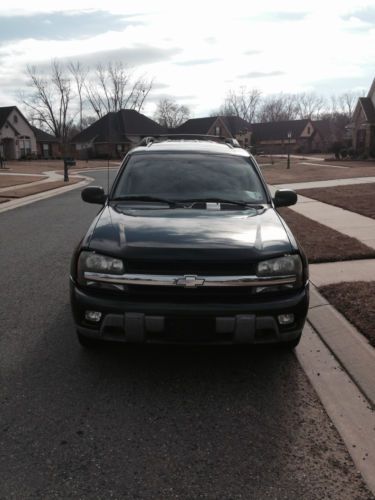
[85,311,102,323]
[277,313,294,325]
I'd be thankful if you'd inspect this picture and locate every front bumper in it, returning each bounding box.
[70,279,309,344]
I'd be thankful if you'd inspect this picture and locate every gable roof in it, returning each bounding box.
[312,119,333,137]
[0,106,17,129]
[71,109,167,143]
[173,115,252,137]
[173,117,218,134]
[367,78,375,100]
[221,116,252,135]
[358,97,375,123]
[250,119,311,141]
[31,125,58,142]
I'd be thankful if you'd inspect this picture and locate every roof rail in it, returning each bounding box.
[137,134,242,147]
[138,136,156,147]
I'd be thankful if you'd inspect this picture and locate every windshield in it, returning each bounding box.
[112,153,268,203]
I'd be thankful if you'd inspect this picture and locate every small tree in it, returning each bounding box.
[84,62,153,118]
[222,87,261,123]
[154,97,191,128]
[22,61,74,144]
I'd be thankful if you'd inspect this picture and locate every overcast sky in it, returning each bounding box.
[0,0,374,117]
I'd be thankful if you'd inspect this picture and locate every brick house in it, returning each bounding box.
[0,106,37,160]
[173,116,252,147]
[351,78,375,156]
[71,109,167,159]
[31,126,61,159]
[250,119,322,154]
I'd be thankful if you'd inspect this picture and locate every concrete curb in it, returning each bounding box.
[0,166,119,214]
[308,284,375,408]
[0,175,93,214]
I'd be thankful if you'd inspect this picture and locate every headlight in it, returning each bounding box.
[257,255,302,277]
[77,251,124,288]
[255,255,303,293]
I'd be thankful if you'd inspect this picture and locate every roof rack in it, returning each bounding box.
[137,134,241,148]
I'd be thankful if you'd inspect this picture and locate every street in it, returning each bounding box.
[0,171,372,499]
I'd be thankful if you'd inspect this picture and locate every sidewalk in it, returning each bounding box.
[271,179,375,250]
[310,259,375,286]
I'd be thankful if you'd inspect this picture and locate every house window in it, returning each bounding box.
[307,126,311,134]
[215,126,220,136]
[43,143,49,158]
[20,137,31,157]
[13,115,18,124]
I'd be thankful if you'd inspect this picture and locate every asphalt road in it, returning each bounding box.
[0,170,372,499]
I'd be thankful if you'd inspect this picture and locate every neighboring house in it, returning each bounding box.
[0,106,37,160]
[351,78,375,156]
[173,116,252,147]
[250,119,319,154]
[31,126,61,159]
[71,109,167,159]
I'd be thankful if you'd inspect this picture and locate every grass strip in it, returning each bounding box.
[278,208,375,263]
[319,281,375,347]
[297,183,375,220]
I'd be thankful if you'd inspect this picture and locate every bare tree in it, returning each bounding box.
[22,61,74,143]
[154,97,191,128]
[222,87,261,123]
[68,61,88,131]
[84,62,153,118]
[257,94,299,122]
[295,92,326,119]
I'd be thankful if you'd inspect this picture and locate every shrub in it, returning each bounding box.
[340,149,348,159]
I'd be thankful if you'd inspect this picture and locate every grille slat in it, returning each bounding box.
[126,260,256,276]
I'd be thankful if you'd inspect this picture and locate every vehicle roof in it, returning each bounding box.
[130,139,251,157]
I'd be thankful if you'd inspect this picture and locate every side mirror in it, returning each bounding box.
[81,186,107,205]
[273,189,297,208]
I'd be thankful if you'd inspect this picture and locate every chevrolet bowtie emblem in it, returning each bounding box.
[176,275,205,288]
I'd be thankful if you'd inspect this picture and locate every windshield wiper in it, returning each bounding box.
[176,198,264,209]
[111,195,177,207]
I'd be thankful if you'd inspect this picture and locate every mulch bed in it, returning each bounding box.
[319,281,375,347]
[5,160,120,175]
[1,178,81,198]
[0,175,45,188]
[297,183,375,219]
[260,160,375,185]
[278,208,375,263]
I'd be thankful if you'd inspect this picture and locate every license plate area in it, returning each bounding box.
[164,315,217,341]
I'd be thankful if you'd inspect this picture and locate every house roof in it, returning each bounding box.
[31,126,58,142]
[221,116,252,135]
[174,116,252,137]
[358,97,375,123]
[250,119,311,141]
[71,109,167,144]
[0,106,17,129]
[312,119,333,137]
[174,117,218,134]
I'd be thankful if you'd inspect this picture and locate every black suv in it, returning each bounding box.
[70,136,309,348]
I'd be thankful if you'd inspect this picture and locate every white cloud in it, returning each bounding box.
[0,0,374,115]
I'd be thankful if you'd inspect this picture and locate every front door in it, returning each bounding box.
[3,138,16,160]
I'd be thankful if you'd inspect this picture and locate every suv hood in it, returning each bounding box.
[85,205,293,262]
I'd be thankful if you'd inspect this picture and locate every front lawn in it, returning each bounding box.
[278,208,375,263]
[297,183,375,220]
[319,281,375,347]
[260,160,375,185]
